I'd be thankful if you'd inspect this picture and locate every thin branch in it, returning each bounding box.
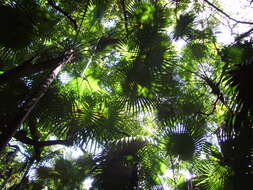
[235,27,253,41]
[74,0,90,43]
[38,140,71,147]
[202,0,253,25]
[169,156,177,186]
[166,61,228,108]
[8,144,29,158]
[198,96,219,117]
[48,0,78,29]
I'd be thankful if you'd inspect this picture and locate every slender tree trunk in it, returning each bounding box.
[131,163,140,190]
[14,158,34,190]
[0,52,74,153]
[6,158,34,190]
[0,54,67,85]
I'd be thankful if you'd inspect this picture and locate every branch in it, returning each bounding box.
[165,61,228,107]
[202,0,253,25]
[0,53,66,85]
[37,140,72,147]
[235,27,253,41]
[14,132,71,147]
[198,96,219,117]
[8,144,30,158]
[48,0,78,29]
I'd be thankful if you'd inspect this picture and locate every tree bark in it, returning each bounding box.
[0,52,74,153]
[0,54,66,85]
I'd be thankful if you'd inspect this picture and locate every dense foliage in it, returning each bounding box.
[0,0,252,189]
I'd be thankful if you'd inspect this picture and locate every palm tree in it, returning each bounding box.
[220,41,253,190]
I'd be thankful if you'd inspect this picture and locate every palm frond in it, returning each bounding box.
[89,0,114,25]
[28,81,76,135]
[221,42,253,188]
[216,113,253,188]
[92,135,154,190]
[109,136,155,156]
[173,13,195,40]
[35,154,95,189]
[65,92,140,150]
[186,42,208,60]
[126,0,170,54]
[114,39,177,113]
[164,121,205,161]
[0,4,34,49]
[127,0,169,29]
[156,89,206,130]
[202,142,224,163]
[223,41,253,112]
[192,159,233,190]
[137,145,167,189]
[0,1,59,50]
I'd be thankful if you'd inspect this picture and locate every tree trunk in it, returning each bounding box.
[0,54,67,85]
[0,52,74,153]
[14,158,34,190]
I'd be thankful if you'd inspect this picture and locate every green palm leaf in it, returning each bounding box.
[164,121,205,161]
[192,159,232,190]
[92,135,155,190]
[223,41,253,112]
[173,13,195,40]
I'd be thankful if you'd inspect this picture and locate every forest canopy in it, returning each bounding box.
[0,0,252,190]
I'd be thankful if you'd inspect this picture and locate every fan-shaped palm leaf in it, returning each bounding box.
[28,81,76,133]
[92,136,155,190]
[89,0,114,25]
[114,40,177,113]
[173,13,195,40]
[65,91,139,150]
[192,159,233,190]
[0,4,33,49]
[163,121,205,161]
[0,1,59,50]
